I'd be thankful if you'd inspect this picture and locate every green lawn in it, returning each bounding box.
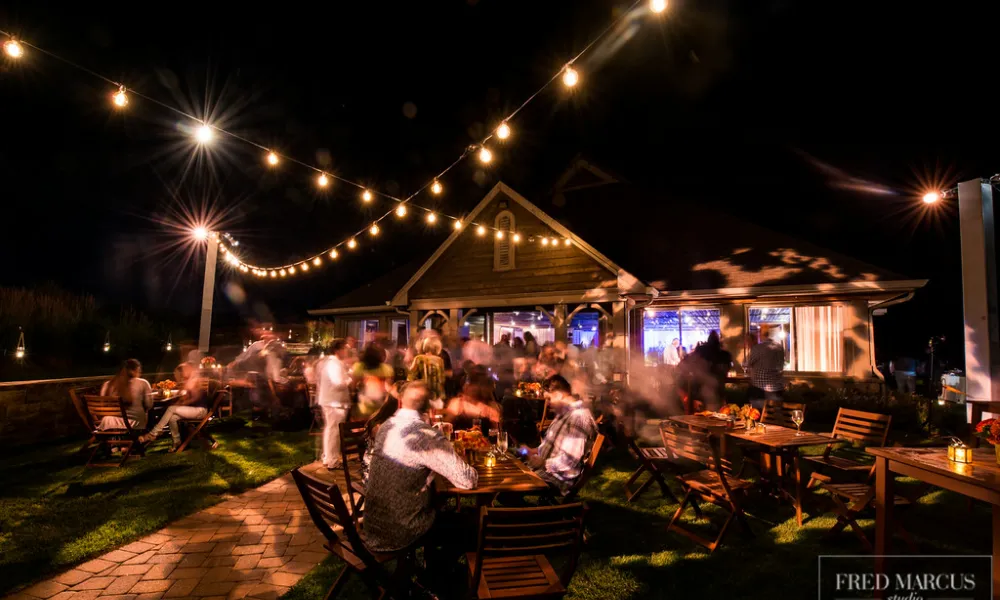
[0,421,317,596]
[284,447,992,600]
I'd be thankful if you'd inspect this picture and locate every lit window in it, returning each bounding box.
[748,305,844,372]
[642,308,721,366]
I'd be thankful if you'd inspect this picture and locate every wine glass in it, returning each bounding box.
[497,431,509,458]
[791,409,804,436]
[489,426,499,452]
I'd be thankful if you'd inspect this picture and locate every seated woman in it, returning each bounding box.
[139,378,215,452]
[99,359,153,431]
[444,365,501,433]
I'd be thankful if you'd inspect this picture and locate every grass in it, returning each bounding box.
[284,446,992,600]
[0,419,317,596]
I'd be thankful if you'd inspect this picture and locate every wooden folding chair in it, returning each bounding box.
[536,396,552,434]
[467,503,587,600]
[820,480,916,552]
[662,422,753,553]
[70,386,100,453]
[82,395,145,468]
[624,437,679,503]
[292,468,416,600]
[339,419,368,519]
[807,408,891,488]
[760,399,805,428]
[559,434,605,503]
[176,388,228,452]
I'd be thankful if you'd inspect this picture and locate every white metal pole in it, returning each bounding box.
[198,239,219,354]
[958,179,1000,419]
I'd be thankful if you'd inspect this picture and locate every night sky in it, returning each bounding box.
[2,0,998,367]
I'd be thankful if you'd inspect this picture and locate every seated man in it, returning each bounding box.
[363,381,478,553]
[521,375,599,495]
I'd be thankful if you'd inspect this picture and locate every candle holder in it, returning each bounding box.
[484,452,497,468]
[947,437,973,464]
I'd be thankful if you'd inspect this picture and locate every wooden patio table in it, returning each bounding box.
[727,425,839,526]
[868,446,1000,598]
[435,454,549,507]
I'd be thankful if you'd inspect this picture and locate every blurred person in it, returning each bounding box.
[747,325,786,408]
[512,336,525,356]
[890,355,917,394]
[519,375,598,495]
[444,365,501,432]
[534,344,559,380]
[663,338,683,367]
[318,339,351,470]
[352,343,394,417]
[362,381,477,552]
[523,331,539,358]
[408,336,447,406]
[140,376,214,452]
[99,359,153,431]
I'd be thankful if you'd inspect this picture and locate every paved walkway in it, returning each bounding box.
[8,462,341,600]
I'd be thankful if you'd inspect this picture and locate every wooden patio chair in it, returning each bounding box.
[82,395,145,468]
[339,419,369,519]
[70,386,100,453]
[291,468,416,600]
[467,503,587,600]
[806,408,891,489]
[623,437,679,503]
[175,387,228,452]
[760,399,806,428]
[819,479,916,552]
[560,434,605,503]
[662,422,753,553]
[536,396,552,434]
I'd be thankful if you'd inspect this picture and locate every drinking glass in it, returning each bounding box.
[791,409,804,436]
[497,431,509,458]
[472,417,482,431]
[489,426,499,451]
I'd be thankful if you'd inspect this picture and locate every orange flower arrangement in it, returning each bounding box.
[455,429,491,452]
[975,419,1000,445]
[742,405,761,422]
[154,379,176,391]
[200,356,217,368]
[719,404,741,417]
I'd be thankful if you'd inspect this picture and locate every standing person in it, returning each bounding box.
[663,338,682,367]
[408,336,447,407]
[318,339,352,470]
[99,359,153,430]
[746,325,786,408]
[362,382,477,553]
[523,331,539,359]
[352,343,394,418]
[890,355,917,394]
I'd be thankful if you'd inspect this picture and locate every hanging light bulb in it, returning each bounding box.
[496,122,511,140]
[317,173,330,188]
[454,220,463,230]
[476,225,487,236]
[103,331,111,353]
[4,39,24,59]
[300,262,309,272]
[427,213,437,224]
[329,249,339,259]
[112,86,128,108]
[270,270,277,278]
[370,223,380,236]
[495,230,504,240]
[431,180,443,195]
[562,66,579,88]
[266,151,279,166]
[564,238,572,246]
[513,233,521,243]
[362,189,373,202]
[347,238,357,249]
[478,146,493,164]
[241,265,249,272]
[922,191,941,204]
[541,237,550,246]
[396,204,407,217]
[279,269,287,277]
[195,123,214,144]
[651,0,668,13]
[288,266,296,275]
[313,257,322,266]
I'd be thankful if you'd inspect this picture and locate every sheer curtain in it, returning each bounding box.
[794,305,844,373]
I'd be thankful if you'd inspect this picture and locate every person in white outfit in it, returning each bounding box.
[318,339,352,469]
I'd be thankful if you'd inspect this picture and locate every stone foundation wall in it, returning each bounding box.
[0,374,169,447]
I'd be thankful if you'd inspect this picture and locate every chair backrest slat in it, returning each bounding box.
[83,395,130,430]
[339,420,368,463]
[832,408,891,447]
[660,424,713,467]
[562,434,604,500]
[761,400,805,428]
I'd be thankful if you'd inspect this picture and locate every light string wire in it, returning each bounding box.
[1,0,654,276]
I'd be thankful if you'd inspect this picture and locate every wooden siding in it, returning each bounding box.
[408,194,618,300]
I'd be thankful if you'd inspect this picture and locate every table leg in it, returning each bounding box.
[793,453,803,526]
[874,456,892,578]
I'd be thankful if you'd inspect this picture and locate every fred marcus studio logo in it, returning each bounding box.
[819,555,992,600]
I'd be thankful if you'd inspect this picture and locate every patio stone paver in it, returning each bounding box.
[6,463,344,600]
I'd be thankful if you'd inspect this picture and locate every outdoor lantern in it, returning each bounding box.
[14,330,25,360]
[165,334,173,352]
[103,331,111,353]
[948,438,973,464]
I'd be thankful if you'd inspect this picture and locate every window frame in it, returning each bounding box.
[744,302,847,375]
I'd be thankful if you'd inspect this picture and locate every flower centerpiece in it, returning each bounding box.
[516,381,543,398]
[975,419,1000,463]
[200,356,217,369]
[154,379,177,397]
[718,404,742,428]
[741,404,762,432]
[454,429,491,462]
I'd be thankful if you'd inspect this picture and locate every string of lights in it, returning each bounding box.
[1,0,668,278]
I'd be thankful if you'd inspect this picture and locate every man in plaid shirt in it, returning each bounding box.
[522,375,598,495]
[747,324,786,408]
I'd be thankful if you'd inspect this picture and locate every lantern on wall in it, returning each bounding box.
[947,438,973,464]
[14,329,25,360]
[165,334,173,352]
[103,331,111,353]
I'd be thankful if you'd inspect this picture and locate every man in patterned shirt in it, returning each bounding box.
[747,324,786,408]
[522,375,598,495]
[362,381,478,552]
